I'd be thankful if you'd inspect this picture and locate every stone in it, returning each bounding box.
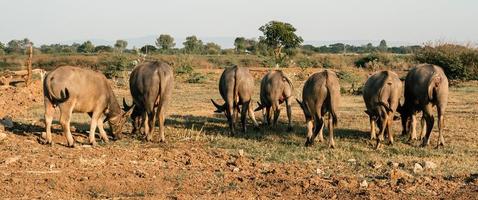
[0,132,6,141]
[413,163,424,174]
[238,149,244,157]
[0,117,13,129]
[233,167,240,172]
[360,180,368,189]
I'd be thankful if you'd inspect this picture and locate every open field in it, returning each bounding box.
[0,67,477,199]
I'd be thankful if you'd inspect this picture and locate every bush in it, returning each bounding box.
[100,54,134,78]
[354,53,390,69]
[187,72,208,83]
[414,44,478,80]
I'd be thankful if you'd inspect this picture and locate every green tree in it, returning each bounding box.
[77,41,95,53]
[0,41,5,55]
[204,42,221,55]
[259,21,303,65]
[183,35,203,54]
[234,37,246,53]
[140,45,157,54]
[378,39,388,52]
[156,34,175,51]
[5,38,32,54]
[114,40,128,52]
[95,45,113,53]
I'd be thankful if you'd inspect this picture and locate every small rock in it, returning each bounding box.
[390,169,413,186]
[0,117,14,129]
[0,132,6,141]
[347,159,356,163]
[360,180,368,189]
[369,161,382,169]
[413,163,424,174]
[387,161,400,168]
[238,149,244,157]
[79,176,89,181]
[316,168,324,175]
[423,161,437,170]
[233,167,240,172]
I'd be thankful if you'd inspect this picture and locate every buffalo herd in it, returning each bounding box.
[42,62,449,149]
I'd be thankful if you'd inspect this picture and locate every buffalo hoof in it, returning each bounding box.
[67,143,76,148]
[305,140,314,147]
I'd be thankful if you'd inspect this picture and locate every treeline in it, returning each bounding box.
[0,37,421,56]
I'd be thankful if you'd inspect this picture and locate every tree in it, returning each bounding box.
[114,40,128,52]
[183,35,203,54]
[0,41,5,55]
[204,42,221,55]
[77,41,95,53]
[95,45,113,53]
[5,38,32,54]
[378,39,388,52]
[259,21,303,65]
[156,34,175,51]
[234,37,246,53]
[140,45,157,54]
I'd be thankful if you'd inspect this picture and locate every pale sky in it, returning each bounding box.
[1,0,477,46]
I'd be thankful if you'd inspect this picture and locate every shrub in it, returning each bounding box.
[414,44,478,80]
[354,53,390,69]
[100,54,134,78]
[187,72,208,83]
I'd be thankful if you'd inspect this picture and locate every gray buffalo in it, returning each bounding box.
[255,70,294,131]
[363,70,402,148]
[296,70,340,148]
[43,66,134,147]
[211,65,259,134]
[123,61,174,142]
[398,64,449,147]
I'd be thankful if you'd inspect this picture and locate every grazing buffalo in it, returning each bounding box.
[123,61,174,142]
[211,66,259,134]
[296,70,340,148]
[398,64,449,147]
[43,66,134,147]
[255,70,294,131]
[363,70,402,148]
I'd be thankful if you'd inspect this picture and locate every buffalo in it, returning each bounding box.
[363,70,402,148]
[255,70,294,131]
[296,70,340,148]
[211,66,259,134]
[398,64,449,147]
[123,61,174,142]
[43,66,134,147]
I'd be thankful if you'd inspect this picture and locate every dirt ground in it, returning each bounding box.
[0,67,477,199]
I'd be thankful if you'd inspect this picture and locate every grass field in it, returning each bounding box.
[0,66,477,199]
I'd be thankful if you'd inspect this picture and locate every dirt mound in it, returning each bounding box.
[0,80,43,119]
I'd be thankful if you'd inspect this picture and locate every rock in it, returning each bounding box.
[390,169,413,186]
[360,180,368,189]
[369,161,382,169]
[0,117,13,129]
[387,161,400,168]
[238,149,244,157]
[233,167,240,172]
[413,163,424,174]
[347,159,356,163]
[316,168,324,175]
[0,132,6,141]
[423,161,437,170]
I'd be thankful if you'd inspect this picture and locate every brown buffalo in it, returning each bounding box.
[43,66,134,147]
[255,70,294,131]
[398,64,449,147]
[211,65,259,134]
[123,61,174,142]
[363,70,402,148]
[296,70,340,148]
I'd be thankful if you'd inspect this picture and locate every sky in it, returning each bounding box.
[1,0,477,47]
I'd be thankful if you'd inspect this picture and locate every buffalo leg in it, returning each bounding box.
[313,117,325,143]
[328,113,336,148]
[97,117,109,143]
[59,103,75,147]
[143,113,151,141]
[409,114,418,141]
[157,108,166,142]
[272,102,280,128]
[376,115,389,149]
[44,98,55,145]
[265,107,271,126]
[226,104,235,134]
[285,98,293,131]
[248,102,259,128]
[421,105,434,147]
[88,112,100,146]
[419,114,427,140]
[387,114,394,145]
[369,117,376,140]
[240,101,249,133]
[437,106,445,147]
[305,119,314,146]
